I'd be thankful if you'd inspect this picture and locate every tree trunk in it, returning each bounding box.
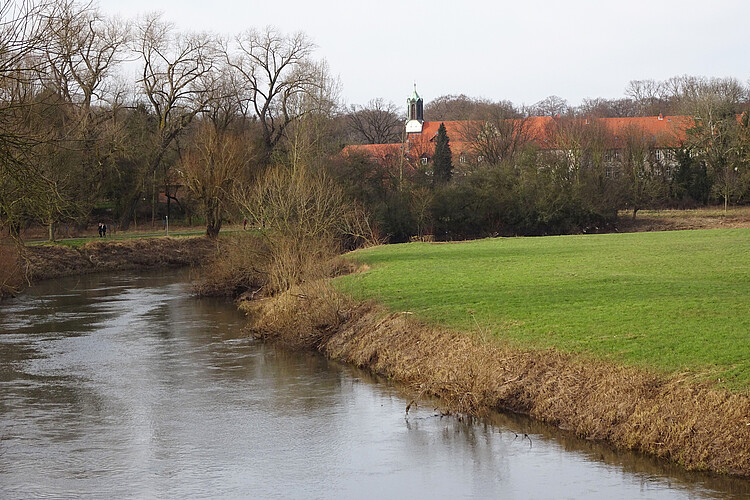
[47,222,55,242]
[118,190,141,231]
[205,204,222,239]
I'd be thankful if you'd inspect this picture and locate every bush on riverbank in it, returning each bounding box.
[196,165,372,298]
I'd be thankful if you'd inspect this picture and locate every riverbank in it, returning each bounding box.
[340,229,750,391]
[238,229,750,478]
[24,236,215,282]
[243,281,750,478]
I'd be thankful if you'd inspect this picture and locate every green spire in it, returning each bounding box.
[410,83,420,102]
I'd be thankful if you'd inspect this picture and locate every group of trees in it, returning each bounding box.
[332,79,750,240]
[1,0,339,241]
[344,76,750,142]
[2,0,749,246]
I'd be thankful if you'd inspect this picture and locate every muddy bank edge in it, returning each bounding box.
[25,236,215,282]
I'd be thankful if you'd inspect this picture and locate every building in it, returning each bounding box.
[343,86,694,177]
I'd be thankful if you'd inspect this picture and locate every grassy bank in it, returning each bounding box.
[337,229,750,392]
[230,223,750,476]
[227,226,750,475]
[244,280,750,477]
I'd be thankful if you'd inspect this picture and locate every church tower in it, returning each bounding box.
[405,84,424,134]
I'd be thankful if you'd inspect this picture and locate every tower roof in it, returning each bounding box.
[409,83,421,102]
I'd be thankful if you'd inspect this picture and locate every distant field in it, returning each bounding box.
[338,229,750,391]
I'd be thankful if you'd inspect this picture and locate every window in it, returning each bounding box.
[477,155,484,163]
[421,157,428,166]
[459,154,466,164]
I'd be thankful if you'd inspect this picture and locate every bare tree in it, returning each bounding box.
[462,114,534,165]
[178,121,251,238]
[0,0,61,240]
[619,124,663,218]
[278,59,341,172]
[576,97,639,118]
[234,165,371,292]
[677,76,749,211]
[225,26,324,162]
[530,95,569,117]
[425,94,519,121]
[118,13,219,229]
[44,1,130,116]
[347,98,402,144]
[543,117,612,187]
[624,79,668,115]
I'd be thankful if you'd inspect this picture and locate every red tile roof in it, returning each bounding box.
[341,115,694,161]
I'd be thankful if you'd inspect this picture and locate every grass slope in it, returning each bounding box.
[339,229,750,391]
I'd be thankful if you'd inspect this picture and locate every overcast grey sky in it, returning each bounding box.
[97,0,750,109]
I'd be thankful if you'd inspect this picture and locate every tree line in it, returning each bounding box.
[0,0,340,241]
[1,0,749,245]
[338,80,750,240]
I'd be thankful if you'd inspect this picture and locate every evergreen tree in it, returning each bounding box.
[432,122,453,185]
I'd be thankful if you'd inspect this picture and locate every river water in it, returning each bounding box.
[0,271,748,499]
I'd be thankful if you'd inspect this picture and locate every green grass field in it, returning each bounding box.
[338,229,750,391]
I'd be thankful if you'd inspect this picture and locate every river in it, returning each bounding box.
[0,271,747,499]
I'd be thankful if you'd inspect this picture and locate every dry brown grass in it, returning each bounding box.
[244,284,750,478]
[196,231,357,299]
[194,233,270,297]
[617,206,750,232]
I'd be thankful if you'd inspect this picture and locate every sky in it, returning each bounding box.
[96,0,750,110]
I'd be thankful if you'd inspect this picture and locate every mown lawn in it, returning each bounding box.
[337,229,750,391]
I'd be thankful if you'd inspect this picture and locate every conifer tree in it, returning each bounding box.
[432,122,453,185]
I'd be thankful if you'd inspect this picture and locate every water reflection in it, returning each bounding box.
[0,271,747,499]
